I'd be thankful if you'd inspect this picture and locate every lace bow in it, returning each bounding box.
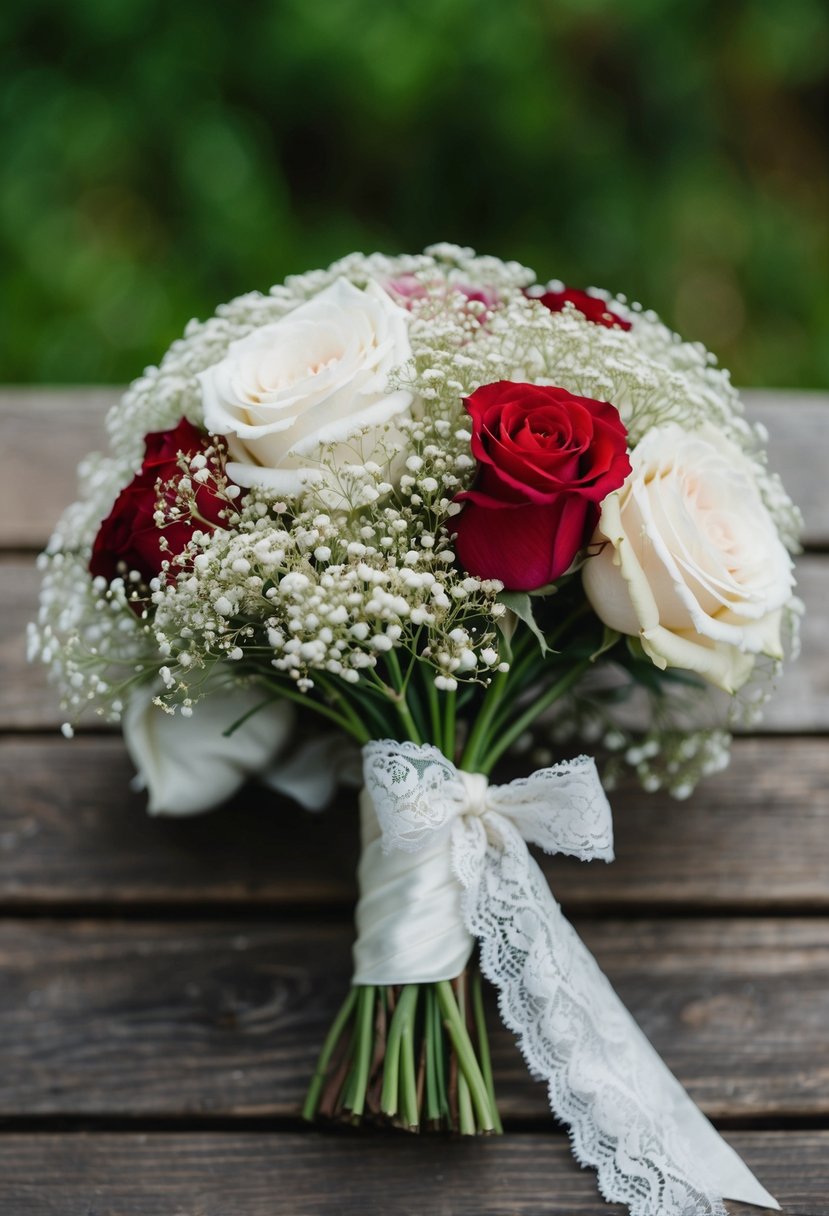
[363,740,778,1216]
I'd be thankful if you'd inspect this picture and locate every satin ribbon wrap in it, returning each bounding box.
[354,740,779,1216]
[354,784,474,982]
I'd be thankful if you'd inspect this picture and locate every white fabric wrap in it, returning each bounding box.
[355,740,779,1216]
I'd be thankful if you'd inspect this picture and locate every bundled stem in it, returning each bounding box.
[303,963,500,1134]
[303,621,592,1136]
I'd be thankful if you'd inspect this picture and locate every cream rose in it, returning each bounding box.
[583,423,795,693]
[198,277,413,495]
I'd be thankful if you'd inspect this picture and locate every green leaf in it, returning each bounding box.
[221,691,281,737]
[590,625,621,662]
[622,636,706,692]
[494,616,515,661]
[496,591,548,655]
[625,636,648,662]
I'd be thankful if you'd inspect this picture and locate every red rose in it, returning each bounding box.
[452,382,631,591]
[90,418,233,586]
[533,287,632,331]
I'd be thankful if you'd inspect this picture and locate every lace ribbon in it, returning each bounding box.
[359,740,779,1216]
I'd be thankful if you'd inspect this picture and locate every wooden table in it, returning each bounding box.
[1,389,827,1215]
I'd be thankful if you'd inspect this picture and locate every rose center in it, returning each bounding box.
[510,417,570,450]
[306,354,339,377]
[680,471,747,577]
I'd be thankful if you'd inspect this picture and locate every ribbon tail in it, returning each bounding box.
[666,1096,780,1211]
[453,815,779,1216]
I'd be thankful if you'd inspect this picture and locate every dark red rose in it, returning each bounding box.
[452,382,631,591]
[90,418,233,586]
[532,287,632,331]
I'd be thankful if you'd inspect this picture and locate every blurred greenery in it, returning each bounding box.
[1,0,828,386]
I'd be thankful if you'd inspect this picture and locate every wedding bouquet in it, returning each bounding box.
[31,245,801,1216]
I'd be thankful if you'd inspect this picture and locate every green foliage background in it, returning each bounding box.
[2,0,828,386]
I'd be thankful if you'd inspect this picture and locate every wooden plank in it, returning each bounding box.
[0,389,112,549]
[0,558,95,732]
[7,554,829,734]
[742,389,829,549]
[0,388,826,550]
[0,734,826,910]
[0,1131,825,1216]
[0,735,360,907]
[0,918,826,1120]
[759,557,829,732]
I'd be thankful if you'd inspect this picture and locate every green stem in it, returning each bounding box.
[457,1063,475,1134]
[220,691,283,738]
[461,619,579,771]
[462,610,594,765]
[302,986,359,1121]
[546,601,592,650]
[455,978,475,1135]
[381,985,418,1117]
[328,678,391,740]
[407,685,430,744]
[461,667,510,773]
[443,687,456,762]
[340,1052,360,1112]
[385,647,405,692]
[424,672,442,747]
[435,981,495,1132]
[399,986,420,1129]
[387,645,414,695]
[384,650,423,743]
[396,697,423,745]
[480,658,591,774]
[471,968,503,1134]
[481,627,583,739]
[260,678,366,742]
[486,660,569,740]
[431,984,451,1126]
[346,986,376,1118]
[423,987,440,1123]
[315,674,373,745]
[498,640,547,695]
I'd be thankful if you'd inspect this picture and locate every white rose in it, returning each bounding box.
[123,679,295,815]
[198,277,413,496]
[583,423,795,693]
[262,732,362,811]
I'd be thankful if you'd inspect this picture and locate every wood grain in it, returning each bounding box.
[0,389,112,549]
[0,558,90,731]
[0,918,826,1120]
[2,384,827,1206]
[1,388,826,549]
[6,554,829,733]
[0,1132,826,1216]
[742,389,829,548]
[0,735,827,910]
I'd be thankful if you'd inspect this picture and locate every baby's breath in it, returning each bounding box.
[30,245,802,803]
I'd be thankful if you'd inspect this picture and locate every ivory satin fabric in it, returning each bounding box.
[352,788,474,984]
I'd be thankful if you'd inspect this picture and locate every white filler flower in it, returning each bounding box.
[583,422,795,692]
[198,277,414,495]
